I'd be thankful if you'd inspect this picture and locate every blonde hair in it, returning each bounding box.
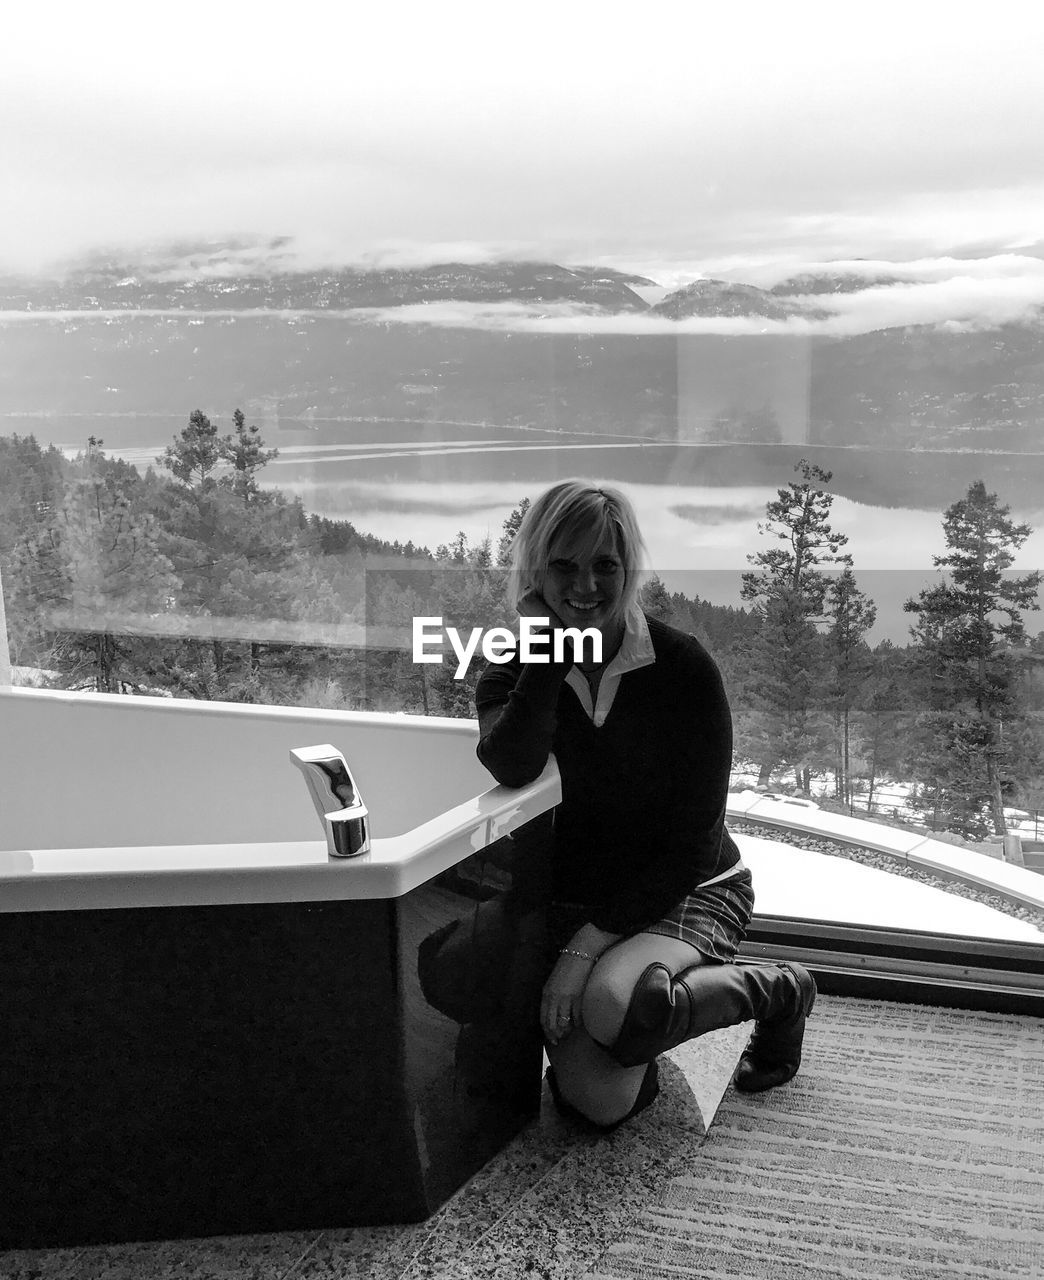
[506,480,647,623]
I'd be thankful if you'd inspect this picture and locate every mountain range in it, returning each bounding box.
[3,245,1044,500]
[0,255,657,314]
[0,244,924,321]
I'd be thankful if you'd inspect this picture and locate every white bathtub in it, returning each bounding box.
[0,687,560,911]
[0,686,561,1247]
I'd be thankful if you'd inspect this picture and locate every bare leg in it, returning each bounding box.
[547,934,704,1127]
[545,1029,648,1129]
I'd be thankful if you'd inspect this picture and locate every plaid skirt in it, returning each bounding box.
[546,866,755,965]
[641,867,755,962]
[417,867,756,1030]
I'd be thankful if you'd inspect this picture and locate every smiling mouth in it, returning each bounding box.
[566,600,602,611]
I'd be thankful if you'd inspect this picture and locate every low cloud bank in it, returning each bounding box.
[361,256,1044,337]
[717,253,1044,290]
[30,235,1044,337]
[61,236,550,282]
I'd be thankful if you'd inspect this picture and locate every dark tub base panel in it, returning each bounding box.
[1,859,545,1248]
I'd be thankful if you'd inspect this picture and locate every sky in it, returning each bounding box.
[5,0,1044,285]
[7,1,1044,641]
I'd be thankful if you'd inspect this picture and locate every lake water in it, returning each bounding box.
[6,303,1044,645]
[66,424,1044,644]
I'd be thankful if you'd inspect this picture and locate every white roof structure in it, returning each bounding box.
[738,834,1043,943]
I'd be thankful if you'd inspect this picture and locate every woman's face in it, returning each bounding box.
[541,527,625,633]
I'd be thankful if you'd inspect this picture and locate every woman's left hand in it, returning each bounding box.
[541,952,594,1045]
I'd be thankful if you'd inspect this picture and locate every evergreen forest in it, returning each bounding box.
[3,416,1044,841]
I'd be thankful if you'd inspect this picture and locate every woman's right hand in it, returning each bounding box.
[517,590,578,665]
[517,588,565,630]
[540,951,594,1045]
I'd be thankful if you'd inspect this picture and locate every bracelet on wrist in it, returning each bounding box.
[559,947,597,962]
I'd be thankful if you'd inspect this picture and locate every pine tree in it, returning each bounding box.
[733,589,824,790]
[146,412,313,698]
[0,433,70,664]
[157,410,223,489]
[218,408,279,505]
[741,458,852,616]
[638,574,672,621]
[437,531,471,566]
[49,457,179,692]
[824,567,877,805]
[496,497,530,566]
[854,641,910,815]
[738,459,855,790]
[0,433,67,555]
[904,480,1041,836]
[470,534,493,571]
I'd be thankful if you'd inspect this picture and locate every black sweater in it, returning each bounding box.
[474,616,741,934]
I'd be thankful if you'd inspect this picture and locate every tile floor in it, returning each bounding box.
[0,1026,750,1280]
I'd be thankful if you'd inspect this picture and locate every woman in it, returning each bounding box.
[475,480,815,1130]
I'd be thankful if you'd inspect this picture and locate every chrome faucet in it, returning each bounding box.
[290,744,370,857]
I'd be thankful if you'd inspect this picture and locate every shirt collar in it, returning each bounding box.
[607,601,656,676]
[564,603,656,725]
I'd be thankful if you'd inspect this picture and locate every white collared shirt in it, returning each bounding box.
[564,602,656,727]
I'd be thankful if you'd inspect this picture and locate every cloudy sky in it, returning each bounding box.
[5,1,1044,286]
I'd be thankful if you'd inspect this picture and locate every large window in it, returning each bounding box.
[3,7,1044,946]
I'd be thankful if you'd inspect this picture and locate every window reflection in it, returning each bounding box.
[3,13,1044,955]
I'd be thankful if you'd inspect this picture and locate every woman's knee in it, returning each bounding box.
[552,1067,638,1129]
[580,963,633,1047]
[581,938,704,1047]
[547,1033,649,1128]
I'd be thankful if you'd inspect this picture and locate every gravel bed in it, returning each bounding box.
[732,820,1044,936]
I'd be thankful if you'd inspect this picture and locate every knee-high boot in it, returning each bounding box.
[608,960,816,1092]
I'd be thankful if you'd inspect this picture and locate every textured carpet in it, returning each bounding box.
[585,997,1044,1280]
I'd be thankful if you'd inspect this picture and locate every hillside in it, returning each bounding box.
[0,256,655,314]
[652,278,828,320]
[769,270,909,296]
